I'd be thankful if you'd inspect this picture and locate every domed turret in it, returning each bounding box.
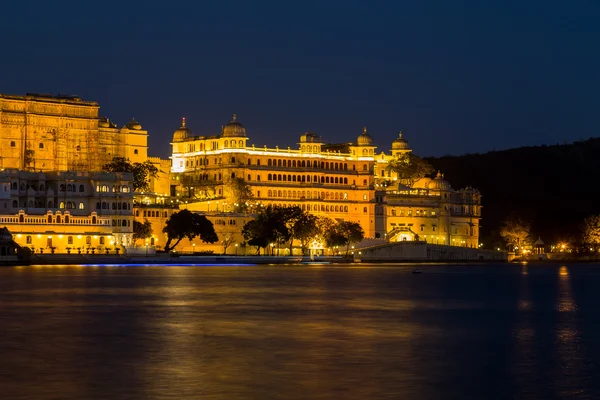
[125,118,142,130]
[172,117,191,142]
[300,131,322,143]
[222,114,247,137]
[356,126,373,145]
[98,117,110,128]
[392,131,409,150]
[428,171,452,191]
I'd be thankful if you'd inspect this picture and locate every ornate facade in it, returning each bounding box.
[0,93,147,172]
[170,115,482,247]
[0,169,135,252]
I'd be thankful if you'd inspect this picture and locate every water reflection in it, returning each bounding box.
[1,264,600,399]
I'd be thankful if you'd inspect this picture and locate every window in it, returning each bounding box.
[10,141,16,147]
[363,207,367,212]
[12,200,17,208]
[59,201,65,209]
[100,237,105,245]
[26,236,32,244]
[134,149,138,155]
[39,143,44,149]
[68,236,73,245]
[79,202,84,210]
[86,236,92,245]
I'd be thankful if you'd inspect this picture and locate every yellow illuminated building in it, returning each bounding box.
[170,116,481,247]
[0,169,134,252]
[0,93,148,171]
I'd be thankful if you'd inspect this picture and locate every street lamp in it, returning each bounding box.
[235,243,238,255]
[192,243,196,254]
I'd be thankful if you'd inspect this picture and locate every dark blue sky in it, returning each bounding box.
[2,1,599,159]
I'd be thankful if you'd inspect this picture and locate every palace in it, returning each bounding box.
[0,92,482,253]
[0,93,147,172]
[0,169,134,252]
[170,115,482,248]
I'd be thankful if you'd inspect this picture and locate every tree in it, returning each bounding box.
[179,173,218,200]
[321,219,365,255]
[499,217,531,254]
[582,214,600,245]
[242,205,289,254]
[221,232,236,254]
[163,209,218,252]
[386,152,435,187]
[102,157,158,192]
[294,213,320,255]
[224,177,254,213]
[133,219,153,244]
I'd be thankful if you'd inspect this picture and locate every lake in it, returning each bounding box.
[1,263,599,399]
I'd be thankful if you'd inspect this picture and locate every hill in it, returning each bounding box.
[426,138,600,246]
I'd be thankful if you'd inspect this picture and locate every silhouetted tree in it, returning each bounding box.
[133,219,153,245]
[163,209,218,252]
[102,157,158,192]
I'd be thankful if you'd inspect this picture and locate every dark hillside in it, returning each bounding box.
[426,138,600,245]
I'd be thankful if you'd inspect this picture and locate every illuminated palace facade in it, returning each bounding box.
[0,93,148,172]
[171,115,482,248]
[0,93,167,252]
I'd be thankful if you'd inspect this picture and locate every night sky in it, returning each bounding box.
[2,1,599,159]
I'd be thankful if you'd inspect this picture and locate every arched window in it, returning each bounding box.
[134,149,139,155]
[10,141,16,147]
[363,179,367,186]
[122,219,127,227]
[65,215,70,223]
[231,157,235,163]
[39,143,44,149]
[363,207,367,212]
[86,236,92,244]
[59,201,65,209]
[59,184,65,191]
[122,202,127,210]
[224,140,229,147]
[39,184,45,191]
[12,200,17,208]
[56,215,61,223]
[68,236,73,245]
[102,202,107,209]
[231,140,236,147]
[92,216,97,224]
[26,236,32,244]
[47,215,53,223]
[363,164,367,171]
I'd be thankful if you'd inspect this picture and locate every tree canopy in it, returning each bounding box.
[223,177,254,213]
[499,217,531,253]
[102,157,158,192]
[386,152,435,187]
[582,214,600,245]
[323,219,365,255]
[163,209,218,252]
[242,205,289,254]
[133,219,153,244]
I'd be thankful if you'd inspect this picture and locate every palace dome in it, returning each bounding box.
[172,117,191,142]
[428,171,452,191]
[125,118,142,130]
[356,126,373,145]
[392,131,409,150]
[300,131,322,143]
[222,114,247,137]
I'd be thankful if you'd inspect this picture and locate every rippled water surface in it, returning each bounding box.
[2,263,600,399]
